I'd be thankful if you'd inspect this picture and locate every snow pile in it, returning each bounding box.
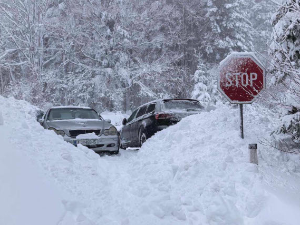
[0,96,97,224]
[261,144,300,173]
[0,124,65,225]
[1,95,299,225]
[76,132,99,139]
[128,104,266,224]
[132,104,300,225]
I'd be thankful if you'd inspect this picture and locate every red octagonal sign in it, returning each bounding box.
[218,53,266,104]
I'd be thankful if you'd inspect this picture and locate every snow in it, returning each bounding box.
[1,95,300,225]
[51,106,92,109]
[0,126,65,225]
[0,101,86,225]
[76,132,99,139]
[52,118,101,122]
[219,52,265,68]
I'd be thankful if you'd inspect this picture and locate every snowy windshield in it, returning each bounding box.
[48,108,100,121]
[163,100,203,111]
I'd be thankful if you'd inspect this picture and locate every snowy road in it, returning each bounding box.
[1,96,300,225]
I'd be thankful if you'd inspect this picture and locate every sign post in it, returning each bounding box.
[218,53,266,139]
[240,104,244,139]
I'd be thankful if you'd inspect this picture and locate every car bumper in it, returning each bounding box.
[64,135,119,152]
[157,125,169,131]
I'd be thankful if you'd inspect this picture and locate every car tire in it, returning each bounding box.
[112,150,119,155]
[119,136,126,150]
[120,143,126,150]
[139,128,147,147]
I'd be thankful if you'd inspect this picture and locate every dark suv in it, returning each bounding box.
[120,99,204,148]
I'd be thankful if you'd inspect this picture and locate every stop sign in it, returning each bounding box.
[218,53,266,104]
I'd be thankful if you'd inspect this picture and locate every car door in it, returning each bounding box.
[143,103,157,137]
[121,109,138,147]
[41,109,50,128]
[131,105,147,146]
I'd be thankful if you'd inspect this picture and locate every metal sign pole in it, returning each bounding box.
[240,104,244,139]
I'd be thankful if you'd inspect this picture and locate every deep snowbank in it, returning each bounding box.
[134,104,300,224]
[0,96,97,224]
[1,96,299,225]
[0,125,65,225]
[130,105,265,224]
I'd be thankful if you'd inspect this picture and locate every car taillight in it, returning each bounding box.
[155,113,172,120]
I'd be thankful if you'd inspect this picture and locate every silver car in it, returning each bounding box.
[39,106,119,154]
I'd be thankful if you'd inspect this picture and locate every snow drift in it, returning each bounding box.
[0,96,299,225]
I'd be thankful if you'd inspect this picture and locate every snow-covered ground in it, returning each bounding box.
[0,96,299,225]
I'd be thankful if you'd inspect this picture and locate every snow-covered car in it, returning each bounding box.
[39,106,119,154]
[120,99,204,148]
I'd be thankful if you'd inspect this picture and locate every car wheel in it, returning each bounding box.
[112,150,119,155]
[139,128,147,147]
[119,136,126,150]
[120,143,126,150]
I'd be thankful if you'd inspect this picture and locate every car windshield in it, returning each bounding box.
[48,108,100,121]
[163,100,203,111]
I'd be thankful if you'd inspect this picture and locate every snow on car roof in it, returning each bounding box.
[50,106,92,109]
[135,98,200,109]
[162,98,199,102]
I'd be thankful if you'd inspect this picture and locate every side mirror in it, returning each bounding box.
[122,118,127,125]
[105,119,112,124]
[38,118,44,124]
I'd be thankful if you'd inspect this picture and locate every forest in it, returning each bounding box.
[0,0,278,110]
[1,2,300,223]
[1,0,300,144]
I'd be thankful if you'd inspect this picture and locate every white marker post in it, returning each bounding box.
[249,144,258,165]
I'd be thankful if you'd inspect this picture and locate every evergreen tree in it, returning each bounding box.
[0,0,274,112]
[192,59,219,106]
[201,0,254,63]
[192,61,210,105]
[270,0,300,147]
[245,0,276,54]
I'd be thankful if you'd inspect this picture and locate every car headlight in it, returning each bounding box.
[48,127,65,136]
[109,126,117,135]
[104,126,117,136]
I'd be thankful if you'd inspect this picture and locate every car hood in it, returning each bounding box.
[46,119,112,130]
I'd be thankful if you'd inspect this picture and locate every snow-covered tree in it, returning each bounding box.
[201,0,254,63]
[0,0,276,113]
[244,0,276,54]
[192,61,211,105]
[192,58,220,107]
[269,0,300,149]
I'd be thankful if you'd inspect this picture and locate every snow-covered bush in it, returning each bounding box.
[271,109,300,154]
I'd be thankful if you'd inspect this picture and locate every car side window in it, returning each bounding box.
[127,109,138,123]
[146,103,156,114]
[136,105,147,118]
